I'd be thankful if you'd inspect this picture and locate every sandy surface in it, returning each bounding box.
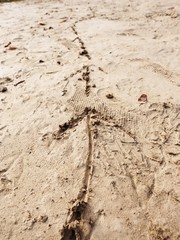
[0,0,180,239]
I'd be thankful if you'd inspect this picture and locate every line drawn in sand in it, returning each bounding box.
[53,85,179,239]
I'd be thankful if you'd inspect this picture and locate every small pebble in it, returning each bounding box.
[0,86,7,92]
[138,94,147,102]
[39,215,48,223]
[106,93,114,99]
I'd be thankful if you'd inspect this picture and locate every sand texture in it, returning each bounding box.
[0,0,180,239]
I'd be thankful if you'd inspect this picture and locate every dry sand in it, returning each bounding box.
[0,0,180,239]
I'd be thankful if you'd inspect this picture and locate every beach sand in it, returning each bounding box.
[0,0,180,239]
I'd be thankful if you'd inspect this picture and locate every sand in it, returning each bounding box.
[0,0,180,239]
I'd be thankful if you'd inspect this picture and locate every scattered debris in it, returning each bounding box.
[4,42,11,48]
[60,17,68,23]
[62,89,67,96]
[39,22,46,26]
[0,77,12,85]
[138,94,148,102]
[58,122,71,133]
[98,67,104,72]
[8,46,17,50]
[14,80,25,86]
[163,102,170,108]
